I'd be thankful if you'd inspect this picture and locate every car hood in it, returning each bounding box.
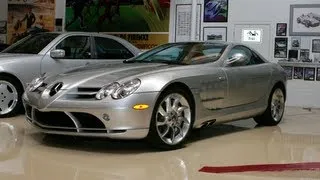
[44,62,177,89]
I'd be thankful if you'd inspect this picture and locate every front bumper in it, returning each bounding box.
[23,92,159,139]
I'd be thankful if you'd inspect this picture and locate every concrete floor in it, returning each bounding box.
[1,106,320,180]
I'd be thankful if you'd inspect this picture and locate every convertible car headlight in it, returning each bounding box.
[27,76,46,92]
[112,79,141,99]
[95,82,120,100]
[95,79,141,100]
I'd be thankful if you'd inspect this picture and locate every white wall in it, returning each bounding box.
[170,0,320,108]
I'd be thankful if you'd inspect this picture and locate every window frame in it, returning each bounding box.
[92,36,134,60]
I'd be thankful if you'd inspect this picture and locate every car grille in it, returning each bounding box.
[25,104,108,133]
[65,87,100,99]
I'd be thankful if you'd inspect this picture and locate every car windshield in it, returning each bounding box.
[128,42,227,65]
[2,33,59,54]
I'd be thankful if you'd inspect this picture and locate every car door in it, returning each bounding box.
[187,43,228,110]
[222,45,271,107]
[40,35,93,75]
[88,36,136,65]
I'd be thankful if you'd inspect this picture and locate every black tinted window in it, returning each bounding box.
[94,37,133,59]
[250,51,265,64]
[3,33,59,54]
[56,36,91,59]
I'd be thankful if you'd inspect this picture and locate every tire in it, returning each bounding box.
[147,88,195,150]
[0,76,23,118]
[254,86,285,126]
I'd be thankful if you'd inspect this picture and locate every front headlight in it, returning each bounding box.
[95,82,120,100]
[112,79,141,99]
[95,79,141,100]
[27,76,46,92]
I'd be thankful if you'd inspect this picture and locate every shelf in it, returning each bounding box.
[278,61,320,68]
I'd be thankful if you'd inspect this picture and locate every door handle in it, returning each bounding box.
[218,76,226,81]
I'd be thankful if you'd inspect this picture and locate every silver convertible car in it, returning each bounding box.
[0,32,140,117]
[23,42,287,149]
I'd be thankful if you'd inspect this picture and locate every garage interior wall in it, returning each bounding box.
[170,0,320,109]
[0,0,319,108]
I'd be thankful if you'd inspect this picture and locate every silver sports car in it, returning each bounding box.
[0,32,140,117]
[23,42,287,149]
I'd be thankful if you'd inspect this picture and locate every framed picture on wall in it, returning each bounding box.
[316,68,320,81]
[203,27,227,41]
[312,39,320,53]
[203,0,228,22]
[288,49,299,61]
[276,23,287,36]
[293,67,304,79]
[291,36,301,49]
[289,4,320,36]
[175,4,202,42]
[282,66,293,80]
[300,49,311,62]
[304,67,315,81]
[274,37,288,58]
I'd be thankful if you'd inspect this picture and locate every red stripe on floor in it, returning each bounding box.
[199,162,320,173]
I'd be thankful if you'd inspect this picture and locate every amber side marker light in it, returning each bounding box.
[133,104,149,110]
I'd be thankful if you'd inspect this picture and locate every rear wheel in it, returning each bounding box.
[0,76,23,118]
[254,87,285,126]
[147,88,194,150]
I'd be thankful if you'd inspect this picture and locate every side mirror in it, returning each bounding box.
[50,49,65,59]
[226,53,248,66]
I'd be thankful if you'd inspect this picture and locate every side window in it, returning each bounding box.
[185,43,226,64]
[56,36,91,59]
[227,46,252,66]
[250,51,265,64]
[94,37,134,59]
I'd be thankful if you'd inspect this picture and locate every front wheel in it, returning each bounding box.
[0,76,23,118]
[147,89,194,150]
[254,87,285,126]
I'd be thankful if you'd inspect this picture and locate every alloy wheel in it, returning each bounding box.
[271,88,285,122]
[0,81,18,115]
[155,93,191,145]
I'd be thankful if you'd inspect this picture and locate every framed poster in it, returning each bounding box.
[293,67,304,79]
[175,4,201,42]
[291,36,301,49]
[242,29,263,43]
[289,4,320,36]
[304,67,315,81]
[204,0,228,22]
[288,49,299,61]
[276,23,287,36]
[203,27,227,41]
[317,68,320,81]
[300,49,311,62]
[282,66,293,80]
[274,37,288,58]
[312,39,320,53]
